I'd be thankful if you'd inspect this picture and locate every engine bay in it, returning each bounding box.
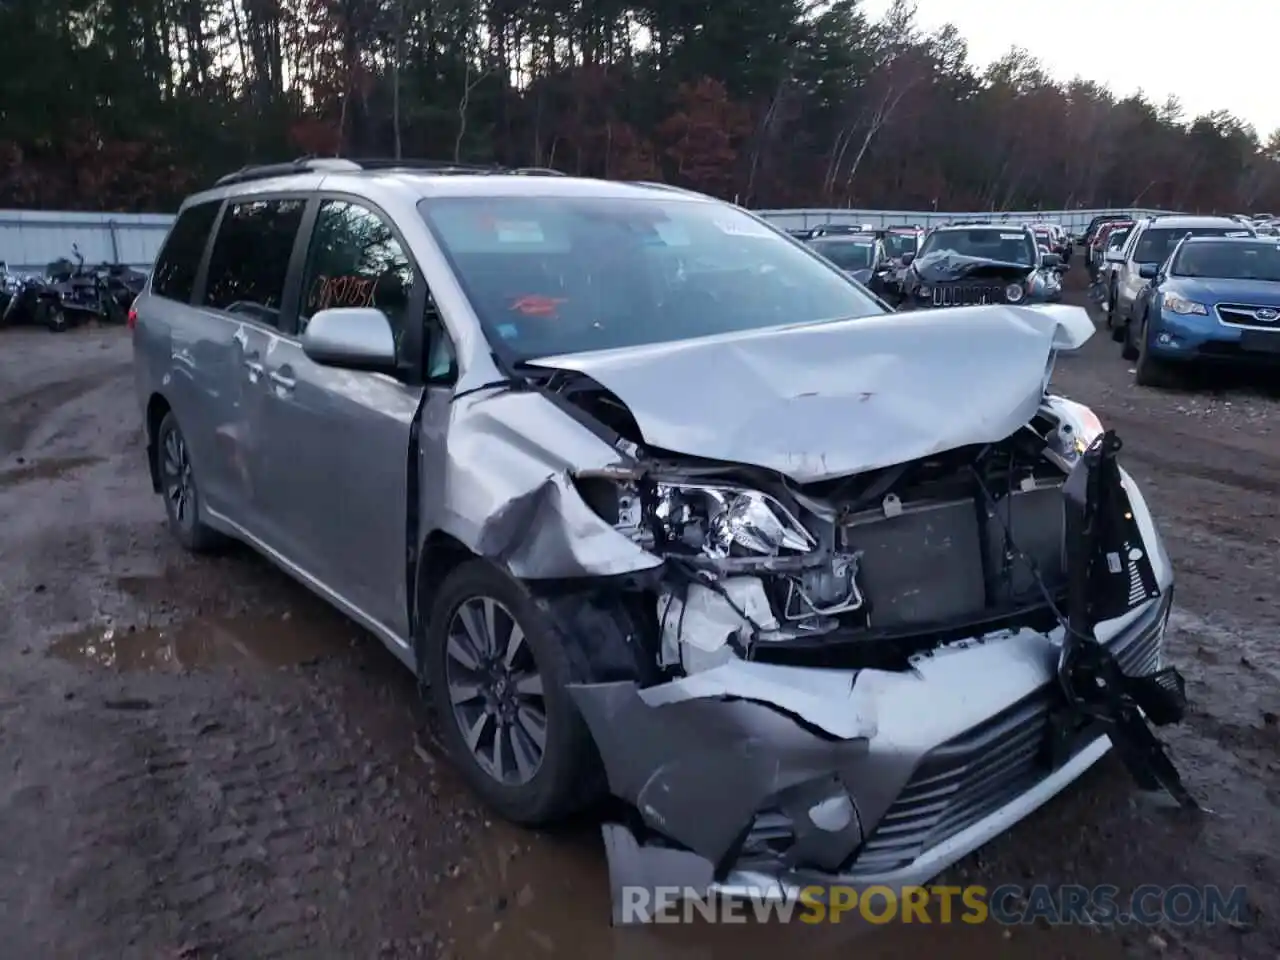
[556,361,1085,673]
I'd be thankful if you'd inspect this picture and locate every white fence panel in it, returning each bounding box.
[0,210,174,274]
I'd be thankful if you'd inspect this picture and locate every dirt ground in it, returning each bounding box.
[1,276,1277,959]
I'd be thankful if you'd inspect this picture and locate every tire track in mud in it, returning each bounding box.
[9,661,445,959]
[0,361,133,457]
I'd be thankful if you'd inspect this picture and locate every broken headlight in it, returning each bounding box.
[577,475,816,559]
[1044,396,1105,468]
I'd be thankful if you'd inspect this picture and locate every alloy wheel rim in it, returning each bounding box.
[161,428,194,529]
[444,596,547,786]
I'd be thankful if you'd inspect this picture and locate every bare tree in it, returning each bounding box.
[392,0,406,159]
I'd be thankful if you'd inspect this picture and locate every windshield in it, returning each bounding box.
[419,196,883,359]
[808,238,874,270]
[918,229,1035,266]
[882,233,919,258]
[1134,227,1252,264]
[1171,240,1280,281]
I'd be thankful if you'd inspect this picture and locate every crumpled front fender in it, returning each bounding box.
[421,388,661,579]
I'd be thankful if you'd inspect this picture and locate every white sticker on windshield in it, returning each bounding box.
[715,218,775,238]
[1000,233,1025,240]
[494,221,545,243]
[1226,231,1251,237]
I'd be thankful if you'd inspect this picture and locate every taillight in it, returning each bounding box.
[127,306,137,329]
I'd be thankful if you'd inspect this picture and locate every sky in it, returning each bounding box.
[860,0,1278,138]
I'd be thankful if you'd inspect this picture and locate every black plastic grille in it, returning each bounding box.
[843,599,1167,876]
[929,284,1006,307]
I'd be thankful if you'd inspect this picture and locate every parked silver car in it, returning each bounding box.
[132,159,1193,918]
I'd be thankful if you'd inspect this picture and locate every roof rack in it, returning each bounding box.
[214,155,569,187]
[214,157,360,187]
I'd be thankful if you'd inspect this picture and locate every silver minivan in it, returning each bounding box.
[132,160,1190,919]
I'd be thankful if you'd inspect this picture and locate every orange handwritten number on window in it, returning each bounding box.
[510,295,566,317]
[308,275,378,313]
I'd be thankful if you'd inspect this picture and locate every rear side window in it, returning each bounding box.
[151,200,221,302]
[202,197,307,326]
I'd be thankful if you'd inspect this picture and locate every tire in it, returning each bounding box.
[1133,312,1180,388]
[423,559,602,825]
[46,306,68,333]
[1120,315,1139,360]
[155,411,222,552]
[1105,287,1121,333]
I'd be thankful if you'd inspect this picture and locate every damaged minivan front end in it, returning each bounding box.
[436,302,1194,923]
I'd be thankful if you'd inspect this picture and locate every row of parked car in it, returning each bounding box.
[0,245,147,332]
[1083,212,1280,386]
[786,218,1072,310]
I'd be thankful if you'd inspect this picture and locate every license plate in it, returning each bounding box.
[1240,331,1280,354]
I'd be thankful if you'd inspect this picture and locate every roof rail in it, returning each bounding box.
[214,157,361,187]
[339,157,501,173]
[213,156,576,188]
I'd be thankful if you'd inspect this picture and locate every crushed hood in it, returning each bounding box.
[912,250,1034,283]
[528,304,1093,483]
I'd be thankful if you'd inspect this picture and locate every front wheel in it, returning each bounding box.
[46,306,68,333]
[1120,314,1139,360]
[423,560,603,825]
[1106,289,1122,334]
[1134,313,1181,388]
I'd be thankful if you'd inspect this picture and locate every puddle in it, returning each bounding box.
[435,820,1134,960]
[47,612,353,672]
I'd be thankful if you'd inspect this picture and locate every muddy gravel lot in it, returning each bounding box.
[1,285,1278,959]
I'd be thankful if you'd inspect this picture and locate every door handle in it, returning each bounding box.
[243,359,264,381]
[269,370,296,391]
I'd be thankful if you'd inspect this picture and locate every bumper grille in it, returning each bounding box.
[929,284,1006,307]
[846,599,1168,876]
[1215,303,1280,327]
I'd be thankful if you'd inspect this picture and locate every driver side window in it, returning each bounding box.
[299,200,414,343]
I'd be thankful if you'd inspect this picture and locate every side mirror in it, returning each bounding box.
[1041,252,1062,268]
[302,307,398,374]
[1138,263,1159,280]
[1105,251,1123,263]
[900,252,915,266]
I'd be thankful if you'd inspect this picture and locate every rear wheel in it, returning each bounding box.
[156,412,222,552]
[46,306,67,333]
[423,560,603,825]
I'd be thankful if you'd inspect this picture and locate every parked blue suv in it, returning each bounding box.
[1123,235,1280,386]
